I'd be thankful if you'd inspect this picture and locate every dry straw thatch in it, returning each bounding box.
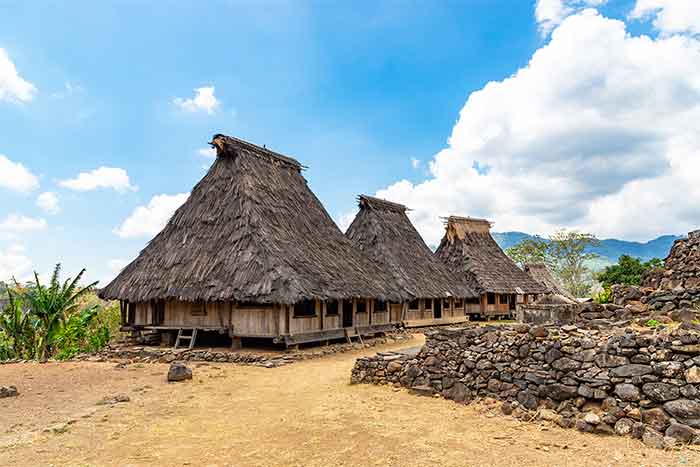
[524,263,576,301]
[101,135,399,304]
[345,195,476,300]
[435,216,546,295]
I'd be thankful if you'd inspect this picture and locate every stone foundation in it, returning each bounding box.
[352,324,700,447]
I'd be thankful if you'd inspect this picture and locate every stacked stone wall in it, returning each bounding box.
[352,323,700,447]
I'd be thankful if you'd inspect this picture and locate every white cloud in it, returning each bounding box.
[0,215,47,241]
[0,48,36,103]
[59,167,137,192]
[114,192,189,239]
[197,147,216,158]
[410,157,421,169]
[0,155,39,193]
[376,10,700,244]
[336,210,358,234]
[173,86,220,114]
[630,0,700,36]
[36,192,60,215]
[0,244,33,282]
[535,0,607,35]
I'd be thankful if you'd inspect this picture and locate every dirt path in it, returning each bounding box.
[1,336,699,467]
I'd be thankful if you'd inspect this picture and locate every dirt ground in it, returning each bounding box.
[2,335,699,467]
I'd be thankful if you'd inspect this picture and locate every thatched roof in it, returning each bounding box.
[524,263,576,301]
[100,135,398,304]
[345,195,476,300]
[434,216,546,295]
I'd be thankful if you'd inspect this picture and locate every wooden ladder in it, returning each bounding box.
[174,328,198,350]
[344,328,364,345]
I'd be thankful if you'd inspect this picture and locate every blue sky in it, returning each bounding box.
[1,0,699,284]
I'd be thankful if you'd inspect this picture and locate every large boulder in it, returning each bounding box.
[663,399,700,428]
[167,362,193,382]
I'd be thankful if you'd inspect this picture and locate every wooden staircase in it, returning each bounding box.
[344,327,364,345]
[174,328,198,350]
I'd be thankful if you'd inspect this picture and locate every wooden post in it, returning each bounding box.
[230,336,242,350]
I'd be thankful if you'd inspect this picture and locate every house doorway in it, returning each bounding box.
[342,300,353,328]
[434,299,442,319]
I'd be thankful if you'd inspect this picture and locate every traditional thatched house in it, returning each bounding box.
[100,135,400,348]
[345,195,477,327]
[524,263,576,303]
[435,216,546,318]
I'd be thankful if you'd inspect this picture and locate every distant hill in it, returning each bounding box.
[492,232,683,266]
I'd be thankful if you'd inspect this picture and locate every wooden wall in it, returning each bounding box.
[127,297,401,337]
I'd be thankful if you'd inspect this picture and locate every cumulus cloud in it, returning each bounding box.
[0,214,47,241]
[630,0,700,36]
[59,167,137,192]
[376,10,700,244]
[410,157,421,169]
[36,192,60,214]
[0,155,39,193]
[0,244,33,282]
[535,0,607,35]
[0,48,36,103]
[197,147,216,158]
[114,192,189,238]
[173,86,220,114]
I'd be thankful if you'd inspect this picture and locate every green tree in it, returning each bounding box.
[22,264,98,360]
[596,255,663,289]
[505,237,551,268]
[506,230,600,298]
[548,230,600,298]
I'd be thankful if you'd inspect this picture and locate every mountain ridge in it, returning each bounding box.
[491,232,683,264]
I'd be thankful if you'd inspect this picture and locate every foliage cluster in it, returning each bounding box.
[505,230,600,298]
[0,264,120,361]
[596,255,664,289]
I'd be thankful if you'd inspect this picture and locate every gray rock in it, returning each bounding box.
[0,386,18,398]
[665,422,697,444]
[517,390,538,410]
[443,382,468,403]
[551,357,581,372]
[594,354,629,368]
[167,362,193,382]
[610,364,652,378]
[663,399,700,428]
[614,383,640,401]
[614,418,635,436]
[642,382,680,402]
[641,408,671,432]
[540,384,578,401]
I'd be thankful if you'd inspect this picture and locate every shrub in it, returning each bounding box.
[594,287,613,304]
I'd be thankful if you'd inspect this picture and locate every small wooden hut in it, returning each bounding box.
[524,263,577,303]
[345,195,477,327]
[100,135,400,348]
[435,216,546,318]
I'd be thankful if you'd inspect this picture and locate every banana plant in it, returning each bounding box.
[22,264,98,360]
[0,288,34,358]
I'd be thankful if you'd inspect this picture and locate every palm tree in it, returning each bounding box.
[23,264,97,360]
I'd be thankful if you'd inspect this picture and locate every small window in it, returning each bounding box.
[466,297,480,305]
[191,301,206,316]
[487,293,496,305]
[424,299,433,311]
[500,294,510,304]
[408,299,420,310]
[326,300,339,316]
[294,299,316,318]
[454,299,464,309]
[375,300,387,312]
[342,299,353,314]
[443,299,451,310]
[356,300,367,313]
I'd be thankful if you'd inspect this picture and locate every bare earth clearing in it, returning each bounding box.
[1,335,699,467]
